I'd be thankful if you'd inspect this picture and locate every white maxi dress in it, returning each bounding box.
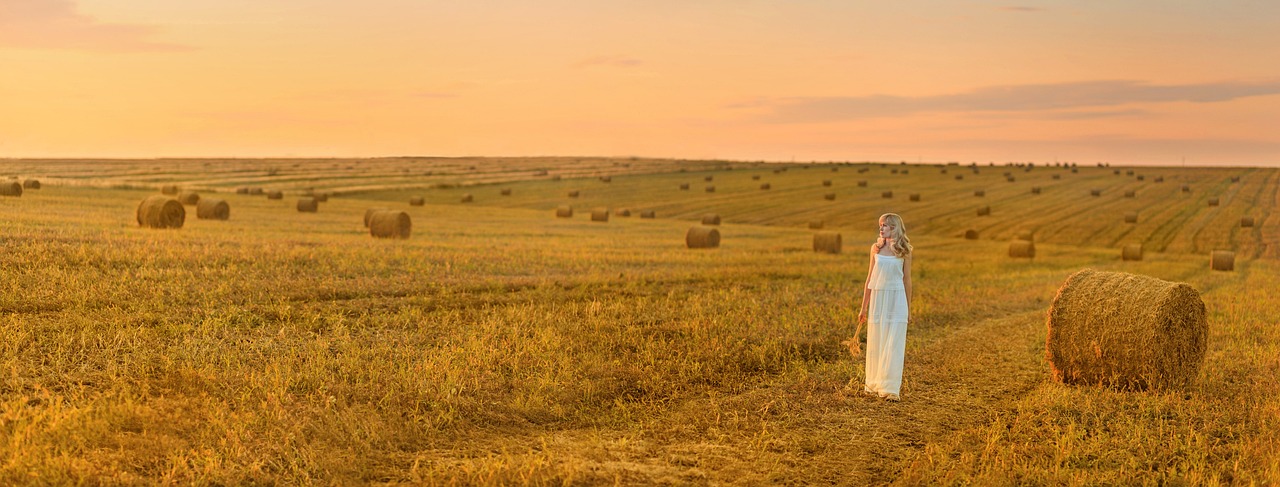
[865,253,909,396]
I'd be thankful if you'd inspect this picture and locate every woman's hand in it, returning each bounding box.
[858,309,867,324]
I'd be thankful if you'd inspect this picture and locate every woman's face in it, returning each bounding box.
[879,219,895,239]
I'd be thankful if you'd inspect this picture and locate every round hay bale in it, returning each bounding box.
[161,185,180,195]
[1031,187,1042,194]
[679,183,690,190]
[23,179,41,190]
[1090,189,1101,197]
[315,192,329,203]
[1231,176,1240,183]
[1136,175,1145,181]
[909,193,920,202]
[881,191,893,199]
[297,197,319,213]
[500,188,512,196]
[704,175,713,182]
[556,205,573,218]
[1155,176,1164,183]
[1006,176,1016,182]
[813,232,842,254]
[760,183,771,190]
[752,175,761,180]
[1052,174,1061,180]
[974,190,985,197]
[640,210,655,219]
[136,195,185,229]
[1015,229,1034,241]
[705,185,715,193]
[460,194,473,203]
[591,208,610,222]
[686,226,720,249]
[364,207,389,227]
[0,181,22,197]
[857,180,868,187]
[267,190,283,200]
[1009,240,1035,258]
[1210,251,1234,271]
[235,187,250,194]
[809,220,824,230]
[1124,190,1135,198]
[1123,212,1138,224]
[615,208,631,217]
[1207,198,1219,206]
[964,229,979,240]
[195,198,230,220]
[824,193,836,201]
[177,191,200,205]
[568,190,580,198]
[1241,217,1254,228]
[1181,185,1191,193]
[701,214,721,226]
[1045,268,1207,390]
[600,176,612,183]
[369,210,411,239]
[977,206,991,216]
[822,180,832,187]
[409,196,425,206]
[1071,168,1078,173]
[955,175,964,180]
[1122,244,1143,261]
[249,188,264,195]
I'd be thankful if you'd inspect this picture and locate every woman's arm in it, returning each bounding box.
[902,253,913,309]
[859,245,877,322]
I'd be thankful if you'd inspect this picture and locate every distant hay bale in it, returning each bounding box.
[315,193,329,203]
[964,229,979,240]
[23,179,40,190]
[161,185,179,195]
[1210,251,1234,271]
[955,175,964,180]
[267,190,283,200]
[977,206,990,216]
[752,175,761,180]
[881,191,893,198]
[858,180,868,187]
[1015,229,1034,241]
[500,188,512,196]
[1124,212,1138,224]
[1207,198,1219,206]
[235,187,249,194]
[1009,240,1035,258]
[1052,174,1061,180]
[0,181,22,197]
[760,183,771,190]
[1031,187,1042,194]
[409,196,425,206]
[813,232,842,254]
[640,210,655,218]
[1181,185,1191,193]
[686,226,720,249]
[680,183,690,190]
[822,180,832,187]
[1125,190,1135,198]
[369,210,411,239]
[704,176,714,182]
[195,198,230,220]
[809,221,824,230]
[1155,176,1164,183]
[1090,189,1101,197]
[824,193,836,201]
[1122,244,1143,261]
[556,205,573,218]
[1006,176,1016,182]
[568,190,580,198]
[1136,175,1145,181]
[1045,268,1207,390]
[705,185,715,193]
[177,191,200,205]
[615,208,631,217]
[591,208,610,222]
[909,193,920,202]
[1241,217,1254,227]
[249,188,264,195]
[1125,170,1134,176]
[600,176,612,183]
[1231,176,1240,183]
[364,207,389,227]
[297,197,319,213]
[974,190,985,197]
[136,196,185,229]
[701,214,721,226]
[460,194,473,203]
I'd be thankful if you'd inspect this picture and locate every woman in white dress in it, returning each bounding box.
[856,213,912,401]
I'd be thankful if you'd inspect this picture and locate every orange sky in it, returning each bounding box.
[2,1,1278,165]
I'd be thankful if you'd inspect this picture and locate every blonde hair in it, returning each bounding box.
[879,213,913,258]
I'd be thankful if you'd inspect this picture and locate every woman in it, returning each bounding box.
[856,213,912,401]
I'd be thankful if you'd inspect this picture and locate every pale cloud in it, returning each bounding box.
[751,79,1280,123]
[999,6,1046,12]
[572,55,643,69]
[0,0,192,52]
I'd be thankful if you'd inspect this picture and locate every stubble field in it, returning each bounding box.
[1,157,1277,485]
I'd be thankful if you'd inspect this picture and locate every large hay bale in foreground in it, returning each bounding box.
[1009,240,1035,258]
[701,214,721,226]
[591,208,610,222]
[196,198,230,220]
[1210,251,1234,271]
[0,181,22,197]
[1122,244,1143,261]
[297,197,319,213]
[686,226,720,249]
[23,179,40,190]
[364,207,389,227]
[813,232,842,254]
[177,191,200,205]
[1046,269,1207,390]
[369,210,411,239]
[1241,217,1254,228]
[136,196,185,229]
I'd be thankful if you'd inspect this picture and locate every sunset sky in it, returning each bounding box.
[3,1,1278,165]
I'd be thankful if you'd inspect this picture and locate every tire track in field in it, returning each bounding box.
[1185,175,1247,254]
